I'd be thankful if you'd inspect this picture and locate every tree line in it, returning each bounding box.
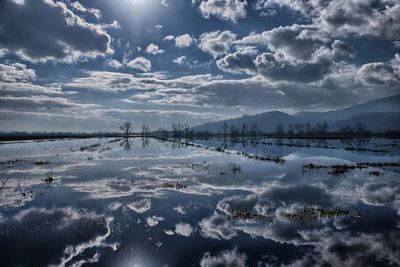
[117,120,379,139]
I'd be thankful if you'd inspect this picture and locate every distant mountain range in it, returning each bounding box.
[192,94,400,133]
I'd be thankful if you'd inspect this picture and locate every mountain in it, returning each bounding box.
[193,111,298,133]
[295,94,400,123]
[192,94,400,133]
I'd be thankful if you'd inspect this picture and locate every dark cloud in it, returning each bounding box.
[0,0,113,62]
[357,54,400,85]
[332,40,355,58]
[238,24,327,61]
[199,30,236,57]
[0,207,116,267]
[255,52,332,82]
[217,51,257,74]
[318,0,400,40]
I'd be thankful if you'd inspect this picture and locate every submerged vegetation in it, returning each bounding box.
[227,210,274,223]
[162,182,187,190]
[281,207,361,222]
[303,162,400,175]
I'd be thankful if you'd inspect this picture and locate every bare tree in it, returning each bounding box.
[230,125,239,136]
[183,124,190,139]
[250,124,258,138]
[120,121,132,137]
[221,122,228,135]
[142,124,150,136]
[275,124,285,136]
[241,124,248,136]
[0,167,9,192]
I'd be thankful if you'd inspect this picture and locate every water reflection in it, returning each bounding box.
[0,137,399,266]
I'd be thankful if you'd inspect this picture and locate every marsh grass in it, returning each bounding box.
[303,162,400,175]
[227,210,274,223]
[162,182,187,190]
[281,207,360,222]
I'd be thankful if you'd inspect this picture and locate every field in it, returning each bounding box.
[0,137,399,266]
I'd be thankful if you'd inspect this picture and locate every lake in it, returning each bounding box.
[0,137,399,266]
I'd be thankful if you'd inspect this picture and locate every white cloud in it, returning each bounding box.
[175,34,194,48]
[126,57,152,72]
[146,215,164,227]
[200,248,247,267]
[175,223,193,236]
[126,198,152,213]
[145,43,164,55]
[173,56,188,65]
[0,63,36,82]
[71,1,101,19]
[199,0,248,22]
[161,0,169,7]
[105,59,123,69]
[163,35,175,42]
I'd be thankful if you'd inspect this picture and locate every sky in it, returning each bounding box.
[0,0,399,132]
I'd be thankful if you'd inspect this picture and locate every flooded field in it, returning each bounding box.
[0,137,399,266]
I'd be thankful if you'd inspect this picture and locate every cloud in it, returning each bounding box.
[0,95,97,111]
[173,56,211,69]
[357,54,400,85]
[199,30,236,57]
[145,43,164,55]
[126,57,152,72]
[173,56,188,65]
[200,248,247,267]
[254,52,332,82]
[254,0,328,17]
[0,0,113,63]
[222,26,356,82]
[237,24,327,62]
[105,59,123,69]
[0,63,36,82]
[126,198,152,213]
[146,215,164,227]
[175,34,194,48]
[0,207,117,267]
[199,213,237,240]
[199,0,248,22]
[317,0,400,40]
[256,0,400,41]
[174,223,194,236]
[216,51,257,74]
[331,40,355,58]
[161,0,169,7]
[71,1,102,20]
[155,24,163,31]
[163,35,175,42]
[173,205,186,214]
[216,50,333,83]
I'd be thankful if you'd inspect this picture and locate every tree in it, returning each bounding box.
[183,124,190,139]
[275,124,285,136]
[287,124,294,136]
[142,124,150,136]
[230,125,239,136]
[221,122,228,135]
[120,121,132,137]
[250,124,258,138]
[241,124,248,136]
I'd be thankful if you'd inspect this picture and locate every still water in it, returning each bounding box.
[0,137,399,266]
